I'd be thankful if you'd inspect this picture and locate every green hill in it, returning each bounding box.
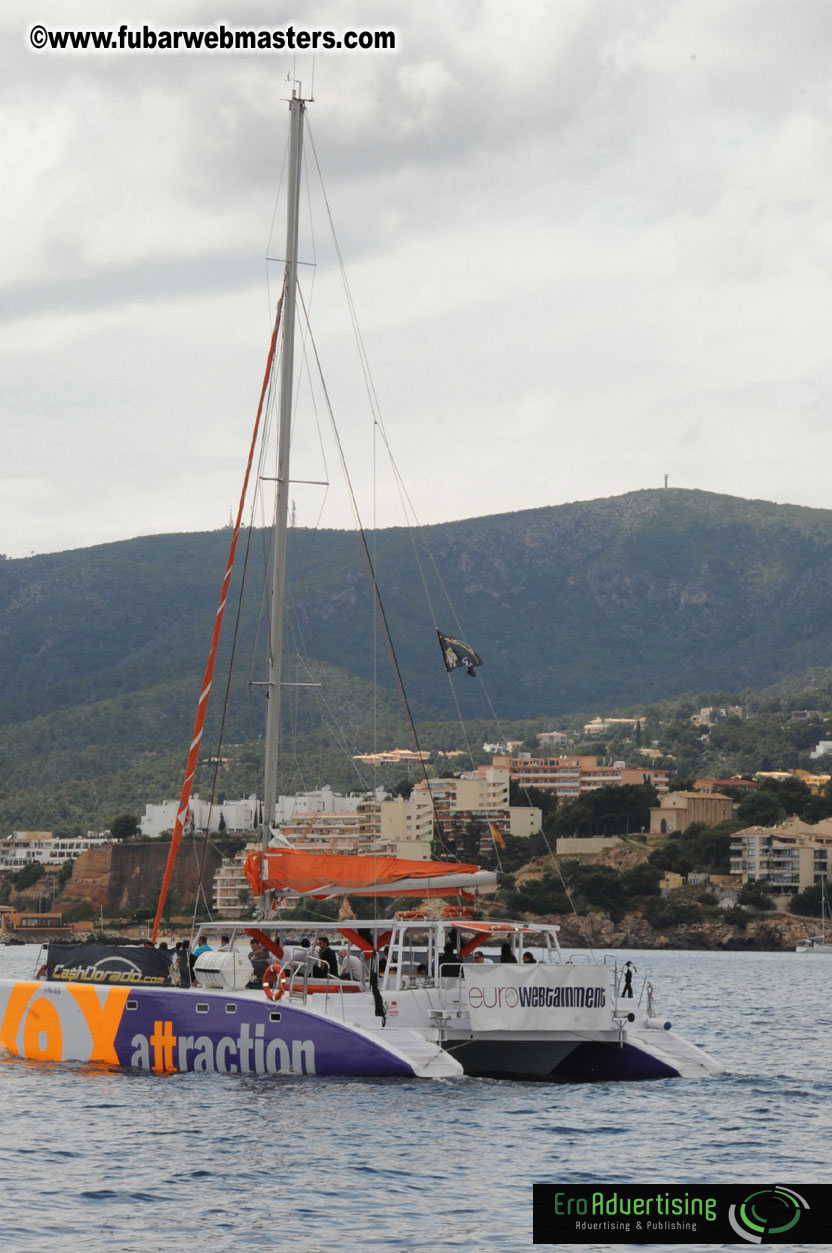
[4,487,832,827]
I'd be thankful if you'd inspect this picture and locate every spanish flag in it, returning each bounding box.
[489,822,506,849]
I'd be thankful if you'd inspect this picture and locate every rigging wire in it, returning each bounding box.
[151,294,284,942]
[265,130,289,322]
[296,284,453,859]
[305,121,510,862]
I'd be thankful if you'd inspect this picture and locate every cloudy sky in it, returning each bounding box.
[2,0,832,558]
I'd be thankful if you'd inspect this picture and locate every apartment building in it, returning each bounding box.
[491,754,668,798]
[140,793,260,839]
[730,816,832,893]
[411,764,541,844]
[0,831,111,871]
[141,786,389,840]
[214,842,260,916]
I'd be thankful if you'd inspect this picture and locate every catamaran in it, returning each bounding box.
[0,92,722,1082]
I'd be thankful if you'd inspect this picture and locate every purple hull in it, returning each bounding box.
[113,988,415,1076]
[551,1040,680,1082]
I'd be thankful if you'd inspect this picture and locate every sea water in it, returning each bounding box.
[1,944,830,1253]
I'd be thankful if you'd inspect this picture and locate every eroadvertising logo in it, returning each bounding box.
[727,1187,811,1244]
[533,1183,829,1245]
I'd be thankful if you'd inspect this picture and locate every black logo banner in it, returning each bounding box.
[533,1183,830,1244]
[46,943,182,986]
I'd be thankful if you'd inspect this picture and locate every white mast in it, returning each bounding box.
[262,91,305,870]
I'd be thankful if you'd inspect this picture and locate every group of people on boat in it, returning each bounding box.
[188,932,369,990]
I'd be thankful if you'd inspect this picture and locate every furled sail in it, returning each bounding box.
[245,850,497,899]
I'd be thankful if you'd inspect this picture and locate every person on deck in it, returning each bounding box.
[500,942,517,963]
[247,939,270,986]
[315,936,339,979]
[338,946,364,982]
[439,938,461,976]
[190,934,212,987]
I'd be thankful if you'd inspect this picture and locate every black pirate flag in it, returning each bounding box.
[437,631,483,677]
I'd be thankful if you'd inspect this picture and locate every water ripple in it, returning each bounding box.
[1,945,830,1252]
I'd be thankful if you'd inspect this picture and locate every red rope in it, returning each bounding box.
[151,297,283,942]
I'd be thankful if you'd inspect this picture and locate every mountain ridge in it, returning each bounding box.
[4,486,832,781]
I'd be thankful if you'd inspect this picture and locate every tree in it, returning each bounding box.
[509,780,558,817]
[13,861,46,889]
[561,862,626,919]
[500,871,571,916]
[789,881,826,917]
[109,813,140,840]
[737,881,775,911]
[736,791,785,828]
[648,840,694,877]
[667,776,697,793]
[802,792,832,824]
[553,784,656,838]
[621,862,662,897]
[760,775,811,817]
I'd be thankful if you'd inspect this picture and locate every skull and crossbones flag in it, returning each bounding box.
[437,631,483,677]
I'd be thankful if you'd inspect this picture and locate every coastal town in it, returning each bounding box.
[3,719,830,951]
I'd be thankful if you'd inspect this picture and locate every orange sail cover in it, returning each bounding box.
[245,850,496,898]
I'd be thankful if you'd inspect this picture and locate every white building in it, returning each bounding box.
[274,786,386,823]
[140,787,392,840]
[379,794,433,860]
[0,831,111,871]
[140,793,260,838]
[411,764,542,844]
[214,842,260,916]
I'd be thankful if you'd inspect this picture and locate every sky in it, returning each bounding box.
[3,0,832,558]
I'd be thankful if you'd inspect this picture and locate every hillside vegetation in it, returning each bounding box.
[5,487,832,829]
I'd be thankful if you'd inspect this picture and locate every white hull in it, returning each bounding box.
[0,927,723,1083]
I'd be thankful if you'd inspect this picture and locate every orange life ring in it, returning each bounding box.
[263,962,284,1001]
